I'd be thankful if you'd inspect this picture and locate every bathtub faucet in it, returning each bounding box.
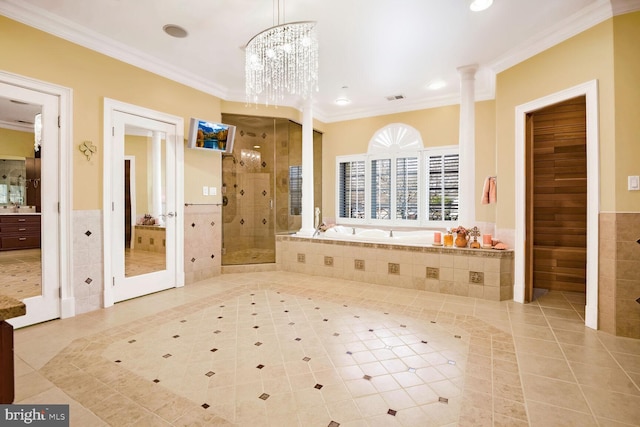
[352,227,356,235]
[312,223,322,238]
[389,230,394,238]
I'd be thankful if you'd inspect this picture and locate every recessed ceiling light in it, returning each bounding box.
[427,80,447,90]
[470,0,493,12]
[335,97,351,106]
[163,24,188,38]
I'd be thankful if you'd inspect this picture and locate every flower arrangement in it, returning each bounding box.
[451,226,468,236]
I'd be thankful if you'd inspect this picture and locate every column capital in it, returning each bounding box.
[457,64,479,80]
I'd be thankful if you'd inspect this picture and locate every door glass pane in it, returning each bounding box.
[0,96,42,300]
[124,127,167,277]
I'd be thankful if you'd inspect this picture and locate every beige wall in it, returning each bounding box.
[0,128,34,157]
[613,12,640,212]
[320,102,498,222]
[495,20,616,228]
[0,16,224,210]
[2,11,638,223]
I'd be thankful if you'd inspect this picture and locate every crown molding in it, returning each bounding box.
[0,120,33,132]
[610,0,640,15]
[489,0,614,74]
[0,0,230,100]
[2,0,632,124]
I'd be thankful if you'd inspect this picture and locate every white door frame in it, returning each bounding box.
[0,70,73,326]
[514,79,599,329]
[103,98,184,307]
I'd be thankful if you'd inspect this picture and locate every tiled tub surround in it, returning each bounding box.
[133,225,166,253]
[277,236,514,301]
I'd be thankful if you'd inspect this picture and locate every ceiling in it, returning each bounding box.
[0,0,636,126]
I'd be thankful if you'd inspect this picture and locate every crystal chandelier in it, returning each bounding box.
[245,10,318,106]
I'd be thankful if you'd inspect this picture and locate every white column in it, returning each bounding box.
[457,64,478,225]
[297,98,315,236]
[151,131,163,225]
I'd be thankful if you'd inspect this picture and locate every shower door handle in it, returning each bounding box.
[270,199,273,210]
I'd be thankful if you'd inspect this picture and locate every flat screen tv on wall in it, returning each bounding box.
[187,118,236,153]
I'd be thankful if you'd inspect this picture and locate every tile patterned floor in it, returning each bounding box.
[13,271,640,426]
[0,248,41,299]
[125,249,166,277]
[0,248,166,299]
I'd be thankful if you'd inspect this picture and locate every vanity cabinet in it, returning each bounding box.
[0,215,41,251]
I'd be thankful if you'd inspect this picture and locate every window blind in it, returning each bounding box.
[338,160,365,218]
[396,156,418,220]
[428,153,459,221]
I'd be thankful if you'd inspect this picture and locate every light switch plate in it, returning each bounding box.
[629,176,640,191]
[202,186,209,196]
[209,186,217,196]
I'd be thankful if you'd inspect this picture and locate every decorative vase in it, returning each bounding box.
[455,233,468,248]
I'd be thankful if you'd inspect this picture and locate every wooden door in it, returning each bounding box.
[527,96,587,295]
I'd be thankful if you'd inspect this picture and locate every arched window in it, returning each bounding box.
[336,123,459,226]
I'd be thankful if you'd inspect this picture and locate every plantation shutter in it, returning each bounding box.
[370,158,391,220]
[396,156,418,220]
[338,160,365,219]
[427,153,459,221]
[289,166,302,215]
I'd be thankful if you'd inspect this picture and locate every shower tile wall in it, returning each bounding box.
[183,204,221,284]
[72,209,103,314]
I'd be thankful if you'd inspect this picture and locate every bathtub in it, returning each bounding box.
[320,225,438,244]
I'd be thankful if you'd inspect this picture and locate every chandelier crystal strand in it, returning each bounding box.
[246,21,318,106]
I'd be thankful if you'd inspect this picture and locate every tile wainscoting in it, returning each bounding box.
[276,235,514,301]
[72,210,104,314]
[599,212,640,339]
[183,204,222,285]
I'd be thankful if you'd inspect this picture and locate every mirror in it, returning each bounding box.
[124,125,167,277]
[0,158,26,207]
[0,94,43,300]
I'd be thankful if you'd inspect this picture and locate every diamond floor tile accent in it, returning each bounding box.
[18,273,613,427]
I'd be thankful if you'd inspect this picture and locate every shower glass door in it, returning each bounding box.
[221,115,278,265]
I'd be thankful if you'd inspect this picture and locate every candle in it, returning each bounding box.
[444,234,453,247]
[483,234,492,245]
[434,232,441,244]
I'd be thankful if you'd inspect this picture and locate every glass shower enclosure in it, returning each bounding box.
[220,114,322,266]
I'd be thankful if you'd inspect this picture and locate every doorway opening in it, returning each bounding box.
[514,80,599,329]
[0,71,72,328]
